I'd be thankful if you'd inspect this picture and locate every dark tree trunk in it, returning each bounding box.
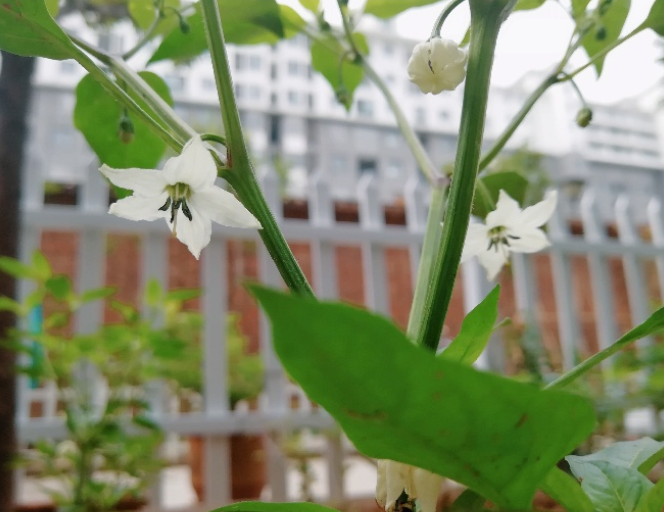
[0,50,36,509]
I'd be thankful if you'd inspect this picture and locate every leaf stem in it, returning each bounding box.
[431,0,466,39]
[199,0,314,298]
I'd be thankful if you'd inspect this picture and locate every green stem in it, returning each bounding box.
[199,0,314,298]
[413,1,508,351]
[406,187,446,340]
[478,73,557,172]
[123,11,163,60]
[431,0,466,38]
[68,41,183,152]
[562,26,644,82]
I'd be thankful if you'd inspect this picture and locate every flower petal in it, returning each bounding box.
[385,461,412,507]
[376,460,388,509]
[486,190,522,229]
[461,223,490,261]
[100,165,165,197]
[169,201,212,259]
[162,135,217,190]
[189,187,262,229]
[412,469,443,512]
[520,190,558,228]
[478,246,509,281]
[109,193,170,222]
[508,227,550,253]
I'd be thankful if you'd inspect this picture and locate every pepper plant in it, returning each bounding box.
[2,0,664,511]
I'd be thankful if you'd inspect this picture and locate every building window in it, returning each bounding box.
[269,115,281,144]
[236,84,261,100]
[270,63,277,79]
[250,55,261,70]
[288,90,302,105]
[357,100,373,118]
[235,53,249,70]
[385,160,403,180]
[271,93,278,108]
[201,78,215,90]
[385,130,400,148]
[60,61,76,74]
[358,159,377,174]
[307,94,314,110]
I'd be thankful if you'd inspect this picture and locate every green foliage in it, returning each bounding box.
[298,0,320,14]
[484,146,551,206]
[540,467,594,512]
[74,71,173,177]
[514,0,546,11]
[0,0,77,60]
[227,313,264,409]
[310,33,369,110]
[210,503,340,512]
[148,0,286,64]
[252,286,596,510]
[572,0,592,20]
[640,0,664,36]
[439,285,500,365]
[579,0,630,76]
[635,479,664,512]
[472,172,529,219]
[363,0,440,19]
[128,0,180,30]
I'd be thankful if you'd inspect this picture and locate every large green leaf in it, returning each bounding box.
[0,0,77,60]
[580,0,630,76]
[540,467,594,512]
[440,285,500,365]
[252,287,596,510]
[298,0,320,14]
[473,171,528,219]
[567,459,653,512]
[572,0,591,19]
[364,0,440,19]
[640,0,664,36]
[568,438,664,474]
[310,33,369,110]
[74,71,173,172]
[514,0,546,11]
[149,0,285,64]
[211,503,339,512]
[635,479,664,512]
[129,0,180,30]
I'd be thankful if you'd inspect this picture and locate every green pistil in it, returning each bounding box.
[158,182,194,236]
[486,226,520,252]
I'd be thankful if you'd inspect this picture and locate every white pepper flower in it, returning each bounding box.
[376,460,443,512]
[100,135,261,259]
[462,190,558,280]
[407,37,468,95]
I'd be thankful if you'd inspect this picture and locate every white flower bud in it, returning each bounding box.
[407,37,468,95]
[376,460,443,512]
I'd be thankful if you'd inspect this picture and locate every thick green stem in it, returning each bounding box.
[413,2,508,351]
[199,0,314,298]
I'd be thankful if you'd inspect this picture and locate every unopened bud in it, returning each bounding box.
[576,107,593,128]
[117,113,135,144]
[335,86,349,106]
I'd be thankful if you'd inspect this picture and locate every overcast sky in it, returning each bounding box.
[286,0,664,105]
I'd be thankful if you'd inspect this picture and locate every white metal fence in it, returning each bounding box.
[14,160,664,510]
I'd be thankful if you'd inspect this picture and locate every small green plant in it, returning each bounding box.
[0,252,200,512]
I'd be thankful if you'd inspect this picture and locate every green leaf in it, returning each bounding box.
[364,0,440,19]
[129,0,180,30]
[310,33,368,110]
[298,0,320,14]
[567,459,653,512]
[514,0,546,11]
[45,275,72,301]
[440,285,500,365]
[572,0,591,19]
[568,438,664,475]
[45,0,59,17]
[74,71,173,171]
[473,171,528,219]
[0,297,23,315]
[165,288,200,302]
[0,257,40,280]
[144,279,162,307]
[640,0,664,36]
[580,0,630,76]
[149,0,285,64]
[0,0,77,60]
[79,287,116,304]
[31,251,52,281]
[280,5,306,38]
[540,467,594,512]
[449,489,486,512]
[210,503,340,512]
[252,287,596,510]
[635,478,664,512]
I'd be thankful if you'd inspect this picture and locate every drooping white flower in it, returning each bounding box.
[407,37,468,95]
[462,190,558,280]
[100,135,261,259]
[376,460,443,512]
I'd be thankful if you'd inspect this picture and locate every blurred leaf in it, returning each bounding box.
[449,489,486,512]
[440,285,500,365]
[132,415,161,431]
[165,288,200,302]
[144,279,162,308]
[540,467,594,512]
[579,0,630,76]
[567,458,653,512]
[45,0,59,17]
[472,171,528,219]
[572,0,591,19]
[515,0,546,11]
[252,286,596,510]
[31,251,52,281]
[635,478,664,512]
[364,0,439,19]
[0,0,77,60]
[211,503,340,512]
[80,287,116,304]
[0,297,23,315]
[74,71,173,171]
[0,257,41,280]
[280,4,306,38]
[311,33,368,110]
[640,0,664,35]
[298,0,319,13]
[149,0,285,63]
[568,438,664,475]
[129,0,180,30]
[45,275,72,301]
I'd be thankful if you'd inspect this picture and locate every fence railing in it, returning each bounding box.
[15,161,664,510]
